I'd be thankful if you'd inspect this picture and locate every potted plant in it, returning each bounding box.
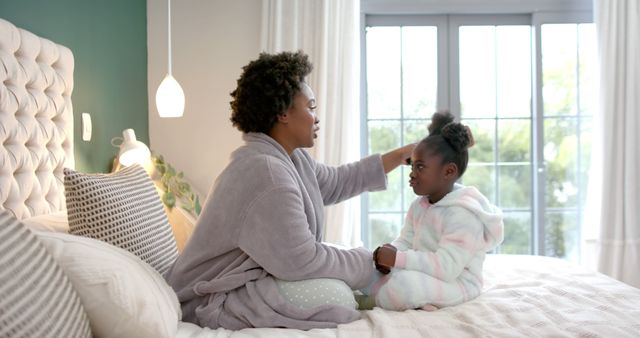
[151,153,202,218]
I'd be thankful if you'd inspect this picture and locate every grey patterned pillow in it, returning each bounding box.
[0,210,92,338]
[64,165,178,275]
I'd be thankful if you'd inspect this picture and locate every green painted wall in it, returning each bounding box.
[0,0,148,173]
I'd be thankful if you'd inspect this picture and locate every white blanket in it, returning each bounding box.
[176,254,640,338]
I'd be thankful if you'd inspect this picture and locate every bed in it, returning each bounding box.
[1,17,640,338]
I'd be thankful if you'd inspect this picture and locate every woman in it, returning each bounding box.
[166,51,414,330]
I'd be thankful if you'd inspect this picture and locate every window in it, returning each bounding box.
[362,13,596,263]
[365,24,440,246]
[540,23,596,260]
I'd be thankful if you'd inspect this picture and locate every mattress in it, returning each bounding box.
[174,254,640,337]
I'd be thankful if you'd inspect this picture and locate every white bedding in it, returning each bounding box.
[20,210,640,337]
[22,211,70,233]
[175,254,640,338]
[19,209,640,337]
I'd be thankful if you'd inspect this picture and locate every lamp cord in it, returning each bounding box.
[110,137,123,148]
[168,0,172,75]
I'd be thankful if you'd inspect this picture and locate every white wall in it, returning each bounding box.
[147,0,262,197]
[147,0,593,199]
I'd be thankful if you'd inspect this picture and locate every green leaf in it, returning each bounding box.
[194,195,202,215]
[168,181,180,194]
[178,182,190,194]
[161,174,170,188]
[157,163,167,175]
[162,191,176,209]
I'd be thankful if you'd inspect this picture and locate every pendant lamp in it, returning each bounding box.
[156,0,185,118]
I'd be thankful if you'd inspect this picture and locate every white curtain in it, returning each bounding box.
[261,0,363,247]
[583,0,640,288]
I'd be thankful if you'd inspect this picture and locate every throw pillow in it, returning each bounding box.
[64,165,178,275]
[0,210,91,338]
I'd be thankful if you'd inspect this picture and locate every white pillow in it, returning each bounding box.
[36,231,181,338]
[22,210,70,233]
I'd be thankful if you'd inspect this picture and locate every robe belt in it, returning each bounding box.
[193,269,267,296]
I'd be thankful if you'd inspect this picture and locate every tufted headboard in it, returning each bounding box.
[0,18,74,220]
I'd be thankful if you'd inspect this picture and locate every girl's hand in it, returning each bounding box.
[374,243,397,274]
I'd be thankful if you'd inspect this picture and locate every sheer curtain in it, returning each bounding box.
[261,0,363,247]
[583,0,640,288]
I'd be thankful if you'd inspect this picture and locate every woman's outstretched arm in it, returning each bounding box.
[381,143,416,173]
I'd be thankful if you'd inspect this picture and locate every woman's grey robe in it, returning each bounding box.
[166,132,387,330]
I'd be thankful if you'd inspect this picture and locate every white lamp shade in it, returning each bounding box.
[118,129,151,166]
[156,74,185,118]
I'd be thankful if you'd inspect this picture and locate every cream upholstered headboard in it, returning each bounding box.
[0,18,74,220]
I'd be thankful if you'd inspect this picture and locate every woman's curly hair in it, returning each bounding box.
[230,51,313,133]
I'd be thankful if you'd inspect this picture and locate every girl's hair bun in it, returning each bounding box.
[428,110,474,152]
[442,123,474,152]
[428,111,455,135]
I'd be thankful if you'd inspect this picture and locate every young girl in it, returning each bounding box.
[360,111,504,311]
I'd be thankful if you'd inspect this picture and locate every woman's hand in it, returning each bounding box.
[381,143,416,173]
[373,243,397,274]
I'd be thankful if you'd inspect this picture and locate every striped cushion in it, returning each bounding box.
[0,210,91,338]
[64,165,178,275]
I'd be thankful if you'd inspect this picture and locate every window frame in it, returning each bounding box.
[531,11,595,256]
